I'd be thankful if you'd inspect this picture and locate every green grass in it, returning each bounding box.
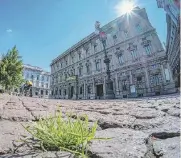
[22,111,107,158]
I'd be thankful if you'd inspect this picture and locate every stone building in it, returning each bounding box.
[156,0,180,88]
[22,64,51,98]
[50,7,176,99]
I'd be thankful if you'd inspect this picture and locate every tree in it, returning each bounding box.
[0,46,24,91]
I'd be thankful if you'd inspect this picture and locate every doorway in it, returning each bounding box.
[96,84,103,99]
[70,86,74,99]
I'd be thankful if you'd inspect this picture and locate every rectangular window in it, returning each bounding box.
[153,75,160,86]
[136,24,142,33]
[94,44,98,52]
[113,35,117,42]
[145,45,152,55]
[124,30,128,38]
[78,53,81,60]
[41,83,44,88]
[87,86,91,94]
[41,76,44,81]
[37,75,39,80]
[122,80,127,90]
[118,54,124,64]
[79,67,82,76]
[164,69,170,82]
[96,60,100,71]
[46,83,48,88]
[131,50,137,59]
[87,65,90,74]
[80,86,83,94]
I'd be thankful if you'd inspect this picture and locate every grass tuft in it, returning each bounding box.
[22,111,108,158]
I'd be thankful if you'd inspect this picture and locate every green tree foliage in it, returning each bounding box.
[0,46,24,91]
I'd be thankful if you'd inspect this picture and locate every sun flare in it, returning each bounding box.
[115,0,136,16]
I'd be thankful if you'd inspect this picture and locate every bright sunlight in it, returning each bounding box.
[115,0,136,16]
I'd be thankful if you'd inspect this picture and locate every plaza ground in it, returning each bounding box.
[0,93,180,158]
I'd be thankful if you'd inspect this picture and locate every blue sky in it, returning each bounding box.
[0,0,166,71]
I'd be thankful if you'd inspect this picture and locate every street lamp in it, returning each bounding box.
[95,21,115,99]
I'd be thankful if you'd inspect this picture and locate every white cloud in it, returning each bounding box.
[6,29,12,33]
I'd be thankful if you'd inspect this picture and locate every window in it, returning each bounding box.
[26,73,29,79]
[59,89,61,95]
[113,35,117,42]
[31,75,34,80]
[85,48,89,55]
[80,86,83,94]
[41,76,44,81]
[61,63,63,68]
[124,30,128,38]
[78,52,81,60]
[87,86,91,94]
[64,73,67,80]
[137,76,142,81]
[71,56,74,63]
[145,45,152,55]
[164,69,170,82]
[41,90,44,95]
[118,54,124,64]
[122,80,127,90]
[46,83,48,88]
[64,89,66,95]
[136,24,142,33]
[87,65,90,74]
[79,67,82,76]
[46,90,48,95]
[41,83,44,88]
[131,50,137,59]
[65,60,68,66]
[94,44,98,52]
[153,74,160,86]
[96,60,101,71]
[37,75,39,80]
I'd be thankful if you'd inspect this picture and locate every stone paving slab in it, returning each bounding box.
[0,93,180,158]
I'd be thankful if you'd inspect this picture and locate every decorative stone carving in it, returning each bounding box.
[127,43,137,51]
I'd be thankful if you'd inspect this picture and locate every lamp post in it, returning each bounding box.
[95,21,115,99]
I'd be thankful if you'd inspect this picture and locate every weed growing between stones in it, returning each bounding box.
[22,112,109,158]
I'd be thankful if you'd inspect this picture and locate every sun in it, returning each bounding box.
[115,0,136,15]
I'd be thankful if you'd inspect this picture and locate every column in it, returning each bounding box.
[115,73,119,96]
[144,67,151,93]
[103,77,106,98]
[161,64,166,84]
[92,79,95,99]
[84,81,86,99]
[129,71,133,85]
[167,63,173,82]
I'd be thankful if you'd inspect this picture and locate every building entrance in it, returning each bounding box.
[70,86,74,99]
[96,84,103,99]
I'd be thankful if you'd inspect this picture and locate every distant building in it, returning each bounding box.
[50,7,176,100]
[156,0,180,88]
[22,64,51,98]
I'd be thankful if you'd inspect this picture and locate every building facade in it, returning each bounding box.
[156,0,180,88]
[22,64,51,98]
[50,7,176,100]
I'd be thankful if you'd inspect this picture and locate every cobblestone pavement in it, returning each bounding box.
[0,93,180,158]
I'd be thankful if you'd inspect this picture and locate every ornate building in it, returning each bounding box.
[50,7,176,99]
[22,64,51,98]
[156,0,180,88]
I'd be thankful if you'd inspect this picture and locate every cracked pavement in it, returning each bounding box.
[0,93,180,158]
